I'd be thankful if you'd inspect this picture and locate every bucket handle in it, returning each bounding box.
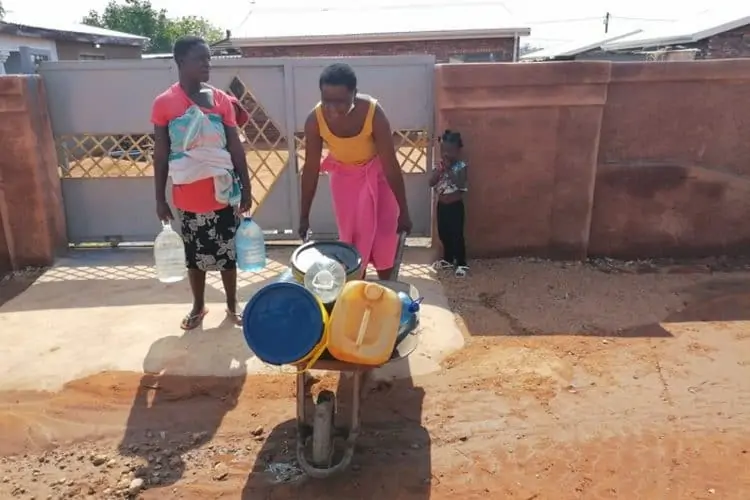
[293,339,328,374]
[303,230,354,272]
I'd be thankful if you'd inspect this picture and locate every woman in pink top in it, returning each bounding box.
[152,36,252,330]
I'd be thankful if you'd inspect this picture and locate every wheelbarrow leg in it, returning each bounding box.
[296,371,307,425]
[296,369,364,479]
[350,370,363,435]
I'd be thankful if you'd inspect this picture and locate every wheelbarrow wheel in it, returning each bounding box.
[311,390,335,466]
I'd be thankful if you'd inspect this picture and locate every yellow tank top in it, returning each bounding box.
[314,97,378,165]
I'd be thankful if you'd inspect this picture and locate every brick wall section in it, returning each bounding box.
[435,62,608,260]
[696,23,750,59]
[435,59,750,260]
[0,76,67,273]
[240,37,516,62]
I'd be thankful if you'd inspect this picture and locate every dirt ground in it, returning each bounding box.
[2,256,750,499]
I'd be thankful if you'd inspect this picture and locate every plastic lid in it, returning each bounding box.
[408,299,422,314]
[292,241,362,275]
[364,283,384,300]
[242,282,325,365]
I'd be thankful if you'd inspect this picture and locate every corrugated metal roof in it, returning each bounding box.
[1,14,148,41]
[226,2,529,46]
[521,30,642,60]
[602,8,750,51]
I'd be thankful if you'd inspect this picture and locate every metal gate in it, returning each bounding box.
[38,55,434,244]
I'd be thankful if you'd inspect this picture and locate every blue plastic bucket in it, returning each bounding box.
[242,282,328,366]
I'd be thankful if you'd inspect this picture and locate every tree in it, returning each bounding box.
[0,2,5,19]
[165,16,223,47]
[82,0,224,54]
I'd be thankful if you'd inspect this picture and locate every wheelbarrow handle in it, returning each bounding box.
[391,231,408,281]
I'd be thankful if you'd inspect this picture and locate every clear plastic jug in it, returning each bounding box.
[303,256,346,304]
[327,281,401,366]
[154,221,186,283]
[236,217,266,272]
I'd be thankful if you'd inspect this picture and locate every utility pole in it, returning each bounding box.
[604,12,611,34]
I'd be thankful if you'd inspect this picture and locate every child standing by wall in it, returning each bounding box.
[430,130,469,277]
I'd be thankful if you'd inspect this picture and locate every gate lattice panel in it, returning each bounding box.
[226,76,290,213]
[40,56,434,245]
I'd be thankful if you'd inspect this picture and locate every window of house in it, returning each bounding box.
[79,54,106,61]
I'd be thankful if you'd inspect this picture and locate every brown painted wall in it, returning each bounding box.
[436,59,750,260]
[55,41,142,60]
[240,37,516,63]
[0,76,66,273]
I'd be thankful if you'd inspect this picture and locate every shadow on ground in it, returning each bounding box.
[0,248,292,312]
[115,269,280,488]
[621,278,750,337]
[116,317,251,489]
[439,259,750,339]
[242,374,431,499]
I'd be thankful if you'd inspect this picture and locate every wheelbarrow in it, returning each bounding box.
[293,232,420,479]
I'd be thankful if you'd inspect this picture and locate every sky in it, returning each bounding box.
[1,0,735,48]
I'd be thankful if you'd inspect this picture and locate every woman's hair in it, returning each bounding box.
[173,35,207,64]
[319,63,357,91]
[440,129,463,148]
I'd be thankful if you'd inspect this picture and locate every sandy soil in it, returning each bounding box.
[2,257,750,499]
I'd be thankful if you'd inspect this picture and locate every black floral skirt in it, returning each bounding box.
[178,205,239,272]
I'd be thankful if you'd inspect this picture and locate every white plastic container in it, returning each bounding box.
[236,217,266,272]
[303,256,346,304]
[154,221,186,283]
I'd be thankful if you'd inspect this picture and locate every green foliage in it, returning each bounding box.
[82,0,224,54]
[165,16,223,46]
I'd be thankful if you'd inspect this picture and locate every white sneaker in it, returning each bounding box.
[432,259,453,271]
[454,265,469,277]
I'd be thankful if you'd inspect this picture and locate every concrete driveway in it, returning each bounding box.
[0,247,463,391]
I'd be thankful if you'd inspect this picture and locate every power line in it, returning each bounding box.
[612,16,676,22]
[526,14,675,25]
[232,0,257,31]
[526,17,604,25]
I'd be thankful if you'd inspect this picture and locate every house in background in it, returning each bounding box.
[601,9,750,59]
[214,3,530,62]
[0,15,147,74]
[521,30,645,62]
[522,9,750,62]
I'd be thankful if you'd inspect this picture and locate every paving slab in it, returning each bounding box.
[0,247,463,391]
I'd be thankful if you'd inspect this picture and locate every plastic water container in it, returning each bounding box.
[291,241,362,283]
[398,291,423,329]
[304,256,347,304]
[242,282,328,367]
[154,221,186,283]
[327,281,402,366]
[236,217,266,272]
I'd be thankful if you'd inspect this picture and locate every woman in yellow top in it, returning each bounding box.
[299,63,412,280]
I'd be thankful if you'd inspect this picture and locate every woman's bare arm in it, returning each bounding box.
[153,125,174,220]
[224,125,252,211]
[300,112,323,221]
